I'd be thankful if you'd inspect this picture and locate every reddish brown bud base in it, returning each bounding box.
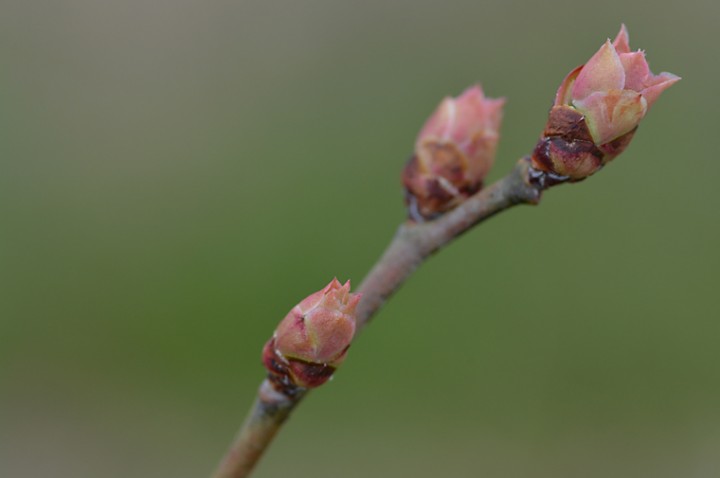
[530,105,637,187]
[402,146,483,221]
[262,338,337,394]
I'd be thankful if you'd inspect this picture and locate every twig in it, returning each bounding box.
[356,157,540,329]
[212,380,306,478]
[210,157,543,478]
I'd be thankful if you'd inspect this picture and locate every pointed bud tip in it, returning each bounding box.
[613,24,631,54]
[345,292,362,316]
[326,277,343,291]
[458,84,484,99]
[571,39,625,101]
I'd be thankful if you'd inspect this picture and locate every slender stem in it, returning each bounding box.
[212,380,306,478]
[356,157,540,329]
[211,157,542,478]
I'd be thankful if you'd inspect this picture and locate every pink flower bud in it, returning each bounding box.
[532,25,679,182]
[262,279,361,390]
[403,85,505,220]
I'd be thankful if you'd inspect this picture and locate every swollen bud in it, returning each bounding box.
[531,25,679,185]
[262,278,361,391]
[403,85,505,220]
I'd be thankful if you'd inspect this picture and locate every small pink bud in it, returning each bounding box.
[532,25,679,182]
[403,85,505,220]
[262,279,361,390]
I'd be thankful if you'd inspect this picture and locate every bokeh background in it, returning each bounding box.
[1,1,718,477]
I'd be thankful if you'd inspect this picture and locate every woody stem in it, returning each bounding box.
[355,157,540,328]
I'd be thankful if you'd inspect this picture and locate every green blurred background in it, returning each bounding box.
[1,1,718,477]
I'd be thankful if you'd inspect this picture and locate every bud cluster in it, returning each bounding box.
[403,86,504,221]
[262,279,361,392]
[531,25,679,185]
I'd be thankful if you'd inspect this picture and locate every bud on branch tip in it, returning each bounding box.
[262,279,361,391]
[403,85,505,221]
[532,25,680,183]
